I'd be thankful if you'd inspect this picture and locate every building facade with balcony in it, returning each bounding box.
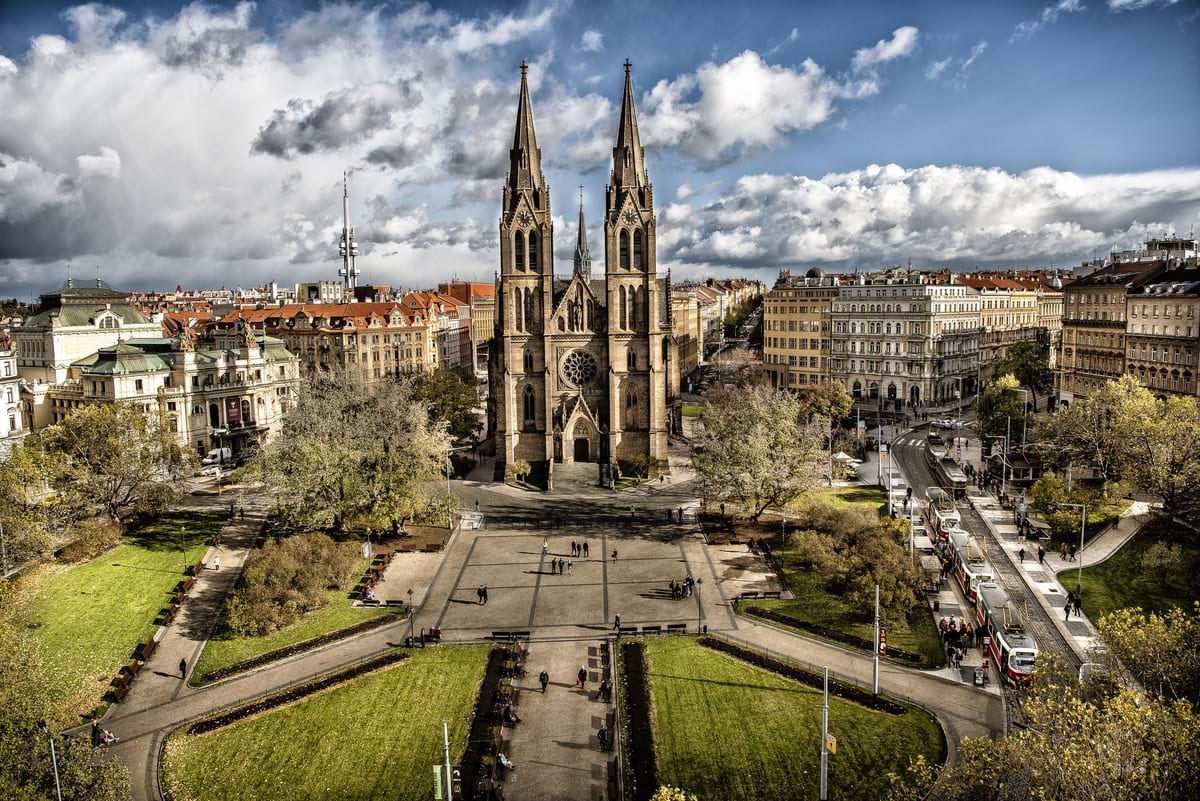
[1124,261,1200,398]
[1,335,26,456]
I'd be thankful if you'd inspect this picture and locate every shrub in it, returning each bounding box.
[221,532,360,637]
[58,519,123,563]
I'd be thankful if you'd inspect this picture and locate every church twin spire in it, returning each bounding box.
[506,60,545,197]
[611,59,648,192]
[573,187,592,280]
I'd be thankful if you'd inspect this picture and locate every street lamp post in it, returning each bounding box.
[407,587,415,645]
[1058,502,1086,594]
[180,524,186,574]
[988,436,1009,494]
[39,721,62,801]
[695,577,703,634]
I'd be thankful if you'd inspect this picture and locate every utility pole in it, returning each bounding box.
[443,722,453,801]
[872,584,880,695]
[820,666,830,801]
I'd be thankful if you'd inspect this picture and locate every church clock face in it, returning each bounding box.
[623,209,638,226]
[561,349,599,388]
[517,210,533,227]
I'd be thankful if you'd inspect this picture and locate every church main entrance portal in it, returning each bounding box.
[574,438,590,462]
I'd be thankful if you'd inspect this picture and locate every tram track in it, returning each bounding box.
[893,432,1081,675]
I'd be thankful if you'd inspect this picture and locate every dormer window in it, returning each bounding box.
[98,316,119,329]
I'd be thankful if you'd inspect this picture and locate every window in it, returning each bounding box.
[522,385,536,427]
[514,230,525,271]
[135,379,143,391]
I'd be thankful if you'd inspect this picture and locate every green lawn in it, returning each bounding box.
[162,645,492,801]
[749,569,945,668]
[10,510,226,725]
[1077,516,1200,620]
[643,638,944,801]
[193,579,393,684]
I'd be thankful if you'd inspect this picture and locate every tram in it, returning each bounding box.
[946,530,993,600]
[974,582,1039,681]
[925,487,960,538]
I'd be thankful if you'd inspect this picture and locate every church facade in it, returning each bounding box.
[488,62,679,483]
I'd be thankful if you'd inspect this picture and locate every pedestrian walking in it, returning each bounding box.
[571,540,578,557]
[1060,543,1069,560]
[1064,601,1072,621]
[482,586,489,604]
[598,726,608,751]
[543,537,549,554]
[1069,544,1077,561]
[630,505,635,520]
[577,665,587,688]
[179,658,188,678]
[475,499,479,513]
[239,507,244,520]
[1018,547,1025,562]
[1037,545,1045,564]
[477,585,484,604]
[583,541,589,557]
[567,560,573,576]
[213,555,220,570]
[1073,596,1082,616]
[539,670,549,693]
[611,548,618,562]
[660,475,664,486]
[558,558,564,575]
[678,507,684,522]
[613,614,621,630]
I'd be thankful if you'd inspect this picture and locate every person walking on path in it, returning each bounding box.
[630,505,635,520]
[543,537,549,554]
[611,548,618,562]
[1018,547,1025,562]
[576,666,587,688]
[475,499,479,513]
[1064,592,1073,621]
[571,540,578,557]
[1060,543,1069,560]
[1073,596,1082,617]
[213,555,220,570]
[567,560,573,576]
[539,670,549,693]
[482,586,489,605]
[613,614,620,630]
[1037,545,1045,564]
[1069,544,1077,561]
[583,541,589,558]
[179,658,188,678]
[598,726,608,751]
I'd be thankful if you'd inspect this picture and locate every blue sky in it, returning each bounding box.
[0,0,1197,301]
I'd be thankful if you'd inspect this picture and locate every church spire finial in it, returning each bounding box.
[574,187,591,280]
[507,60,544,194]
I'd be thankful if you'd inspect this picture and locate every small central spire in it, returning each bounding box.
[574,187,592,280]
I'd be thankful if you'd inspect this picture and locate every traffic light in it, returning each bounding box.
[981,441,991,458]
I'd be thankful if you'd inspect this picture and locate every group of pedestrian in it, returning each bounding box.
[570,540,590,558]
[939,616,974,669]
[548,557,573,575]
[669,576,696,599]
[1059,542,1077,561]
[476,585,490,604]
[1064,591,1083,621]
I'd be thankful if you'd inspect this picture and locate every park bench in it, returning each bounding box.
[641,625,662,634]
[385,599,405,607]
[618,626,638,635]
[762,590,782,599]
[400,544,417,552]
[182,577,195,593]
[666,623,687,634]
[126,660,141,678]
[740,591,760,601]
[140,639,158,661]
[113,686,127,702]
[422,544,441,552]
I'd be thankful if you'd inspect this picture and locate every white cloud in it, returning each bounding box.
[926,41,988,88]
[580,29,603,52]
[851,26,919,72]
[76,146,121,179]
[655,164,1200,270]
[1012,0,1086,42]
[766,27,800,57]
[1108,0,1178,10]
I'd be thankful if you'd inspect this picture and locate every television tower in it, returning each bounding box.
[338,172,360,297]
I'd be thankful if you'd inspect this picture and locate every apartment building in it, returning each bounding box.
[762,269,834,390]
[1124,261,1200,398]
[0,335,25,455]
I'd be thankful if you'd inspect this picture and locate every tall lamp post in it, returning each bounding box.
[1058,502,1086,594]
[39,720,62,801]
[695,577,703,634]
[407,587,415,645]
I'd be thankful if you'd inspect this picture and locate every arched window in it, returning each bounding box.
[633,230,644,270]
[528,231,539,271]
[523,349,533,371]
[241,398,251,422]
[625,388,638,429]
[620,287,628,329]
[514,230,525,271]
[524,288,534,331]
[620,230,630,270]
[522,385,535,427]
[635,286,646,330]
[627,349,637,371]
[514,288,523,331]
[209,403,220,427]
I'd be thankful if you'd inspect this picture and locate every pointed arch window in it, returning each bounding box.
[633,230,644,270]
[620,231,630,270]
[514,288,524,331]
[522,385,536,428]
[528,231,539,271]
[524,288,534,332]
[627,349,637,371]
[625,387,639,429]
[635,285,646,330]
[523,349,533,371]
[619,287,628,330]
[514,230,526,272]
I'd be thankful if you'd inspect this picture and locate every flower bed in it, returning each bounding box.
[198,612,400,683]
[743,605,923,663]
[188,651,410,735]
[458,647,510,800]
[698,637,907,715]
[620,641,659,801]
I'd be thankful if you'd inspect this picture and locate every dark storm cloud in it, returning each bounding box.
[252,82,422,159]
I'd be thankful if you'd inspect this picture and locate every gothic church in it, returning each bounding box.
[488,62,679,483]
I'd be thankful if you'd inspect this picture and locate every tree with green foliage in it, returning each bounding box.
[38,401,193,527]
[413,370,482,443]
[251,370,450,532]
[1095,603,1200,705]
[650,787,699,801]
[795,382,853,424]
[1025,472,1090,542]
[975,373,1027,442]
[695,385,823,520]
[993,340,1052,409]
[0,444,58,566]
[0,581,132,800]
[511,460,532,483]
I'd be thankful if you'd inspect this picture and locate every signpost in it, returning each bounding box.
[878,627,887,656]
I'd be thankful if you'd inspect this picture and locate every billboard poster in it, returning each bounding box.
[224,397,241,424]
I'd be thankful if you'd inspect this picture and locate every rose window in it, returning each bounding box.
[561,350,599,387]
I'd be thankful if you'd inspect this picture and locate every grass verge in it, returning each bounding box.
[162,645,491,801]
[643,637,944,801]
[1077,516,1200,620]
[748,569,945,668]
[9,510,226,726]
[193,587,393,685]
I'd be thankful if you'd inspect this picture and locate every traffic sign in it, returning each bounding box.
[826,734,837,754]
